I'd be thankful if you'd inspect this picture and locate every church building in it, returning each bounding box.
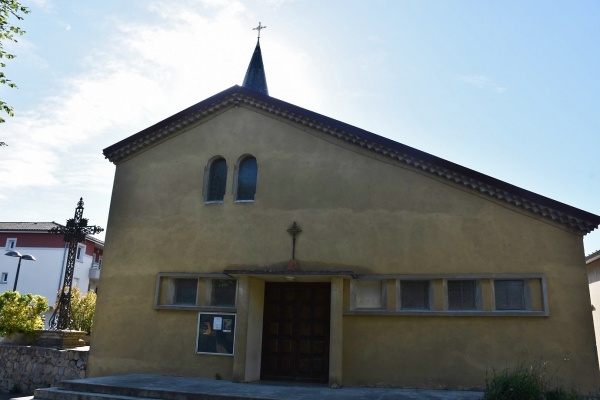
[89,36,600,391]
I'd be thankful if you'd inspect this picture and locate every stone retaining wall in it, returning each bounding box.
[0,344,88,395]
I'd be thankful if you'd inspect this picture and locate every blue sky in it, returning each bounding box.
[1,0,599,254]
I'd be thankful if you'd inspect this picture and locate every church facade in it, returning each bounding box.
[89,41,600,391]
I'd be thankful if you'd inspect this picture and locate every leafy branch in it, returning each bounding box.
[0,0,30,147]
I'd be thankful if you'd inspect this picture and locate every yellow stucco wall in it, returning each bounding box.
[89,104,599,391]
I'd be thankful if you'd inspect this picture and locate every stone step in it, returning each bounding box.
[32,374,486,400]
[35,380,273,400]
[33,387,156,400]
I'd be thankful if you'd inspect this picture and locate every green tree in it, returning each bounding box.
[0,0,30,146]
[69,286,96,333]
[0,291,49,337]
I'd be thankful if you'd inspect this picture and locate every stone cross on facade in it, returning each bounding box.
[48,198,104,330]
[253,22,267,39]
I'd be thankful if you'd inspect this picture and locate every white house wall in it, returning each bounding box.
[0,245,95,328]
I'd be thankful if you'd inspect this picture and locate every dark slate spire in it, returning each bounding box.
[243,23,269,96]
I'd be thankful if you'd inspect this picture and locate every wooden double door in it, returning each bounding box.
[260,282,331,383]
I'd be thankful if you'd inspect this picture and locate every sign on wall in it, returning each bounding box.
[196,312,236,355]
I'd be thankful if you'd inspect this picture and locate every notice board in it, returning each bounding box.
[196,312,236,355]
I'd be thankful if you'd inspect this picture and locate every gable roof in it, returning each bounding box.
[103,85,600,235]
[0,222,62,231]
[0,222,104,246]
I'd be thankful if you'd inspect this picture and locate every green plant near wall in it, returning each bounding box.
[0,291,49,337]
[68,286,96,333]
[483,361,582,400]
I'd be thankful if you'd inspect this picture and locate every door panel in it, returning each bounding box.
[260,282,331,383]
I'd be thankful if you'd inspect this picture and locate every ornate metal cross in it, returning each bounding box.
[48,198,104,330]
[287,222,302,260]
[253,22,267,39]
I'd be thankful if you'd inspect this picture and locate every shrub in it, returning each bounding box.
[68,286,96,333]
[0,291,49,337]
[483,362,581,400]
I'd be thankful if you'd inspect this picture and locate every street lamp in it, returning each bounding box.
[4,250,36,291]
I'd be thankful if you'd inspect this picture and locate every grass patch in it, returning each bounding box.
[483,362,583,400]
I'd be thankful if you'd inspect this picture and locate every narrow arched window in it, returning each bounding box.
[206,158,227,202]
[236,156,258,201]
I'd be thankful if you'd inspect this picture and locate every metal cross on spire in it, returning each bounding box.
[253,22,267,39]
[48,198,104,330]
[287,222,302,260]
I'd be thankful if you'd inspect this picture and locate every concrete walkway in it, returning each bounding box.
[0,394,29,400]
[27,374,484,400]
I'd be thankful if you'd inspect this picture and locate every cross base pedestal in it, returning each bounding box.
[33,330,87,349]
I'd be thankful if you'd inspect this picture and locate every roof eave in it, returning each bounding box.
[102,87,600,235]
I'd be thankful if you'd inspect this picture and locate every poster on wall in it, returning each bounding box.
[196,312,236,355]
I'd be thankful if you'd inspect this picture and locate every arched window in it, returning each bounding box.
[206,157,227,202]
[236,156,258,201]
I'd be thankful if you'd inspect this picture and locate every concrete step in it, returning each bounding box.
[35,380,273,400]
[32,374,485,400]
[33,387,157,400]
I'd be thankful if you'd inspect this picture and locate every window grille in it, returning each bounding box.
[211,279,237,307]
[448,280,476,310]
[401,280,430,310]
[175,278,198,305]
[495,280,525,310]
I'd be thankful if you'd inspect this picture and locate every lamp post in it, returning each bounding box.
[4,250,36,291]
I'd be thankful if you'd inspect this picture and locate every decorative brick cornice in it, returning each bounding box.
[103,87,600,235]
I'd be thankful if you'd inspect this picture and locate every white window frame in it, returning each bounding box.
[0,272,8,284]
[5,238,16,250]
[76,244,86,262]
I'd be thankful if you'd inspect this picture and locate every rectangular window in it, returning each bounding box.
[155,274,238,310]
[400,280,430,310]
[495,280,525,310]
[351,280,385,309]
[175,278,198,305]
[76,244,86,261]
[210,279,237,307]
[0,273,7,284]
[448,280,477,310]
[5,238,16,250]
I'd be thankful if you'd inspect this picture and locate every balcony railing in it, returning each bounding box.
[89,264,101,280]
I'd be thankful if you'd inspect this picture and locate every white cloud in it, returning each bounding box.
[0,0,325,227]
[259,0,298,7]
[458,74,508,94]
[27,0,54,13]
